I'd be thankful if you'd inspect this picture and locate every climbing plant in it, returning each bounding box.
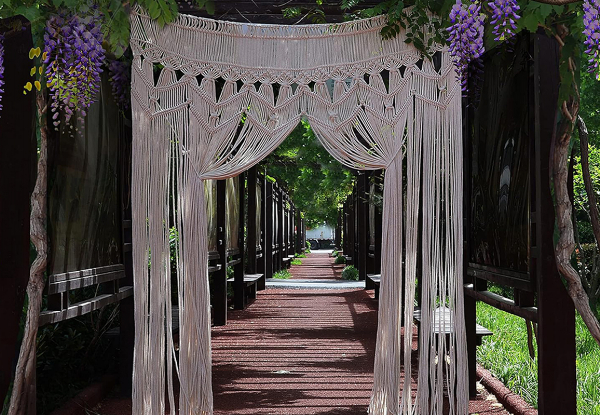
[0,1,213,413]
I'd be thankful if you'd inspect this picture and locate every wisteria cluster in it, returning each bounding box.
[44,7,105,126]
[108,59,131,110]
[0,34,5,114]
[447,0,485,90]
[583,0,600,80]
[489,0,520,42]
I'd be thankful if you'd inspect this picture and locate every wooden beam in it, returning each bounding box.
[265,180,274,279]
[176,0,382,24]
[533,32,576,414]
[0,17,34,403]
[234,174,246,310]
[214,179,228,326]
[39,287,133,326]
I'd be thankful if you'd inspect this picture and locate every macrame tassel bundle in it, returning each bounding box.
[130,7,467,414]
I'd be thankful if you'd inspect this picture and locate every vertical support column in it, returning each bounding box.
[234,174,246,310]
[247,167,257,274]
[277,187,284,271]
[0,17,34,404]
[282,194,288,261]
[462,89,478,397]
[534,33,576,414]
[214,179,228,326]
[357,172,368,281]
[289,203,296,255]
[335,209,342,251]
[265,180,274,280]
[295,209,302,255]
[119,118,134,397]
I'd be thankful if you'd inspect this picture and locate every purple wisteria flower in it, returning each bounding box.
[108,59,131,110]
[44,6,105,126]
[489,0,520,42]
[0,34,5,114]
[447,0,485,91]
[583,0,600,79]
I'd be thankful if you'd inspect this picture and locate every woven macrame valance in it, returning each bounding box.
[130,7,467,415]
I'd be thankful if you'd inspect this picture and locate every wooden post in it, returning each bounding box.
[247,167,258,274]
[335,209,342,251]
[265,180,274,279]
[119,114,134,397]
[277,186,284,271]
[0,17,34,404]
[234,174,246,310]
[295,209,302,255]
[214,179,228,326]
[282,193,288,260]
[534,33,576,414]
[357,172,368,281]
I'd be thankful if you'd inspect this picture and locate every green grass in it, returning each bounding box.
[272,269,292,279]
[291,258,302,265]
[476,303,600,414]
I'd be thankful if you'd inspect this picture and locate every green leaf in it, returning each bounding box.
[520,13,539,33]
[205,0,215,15]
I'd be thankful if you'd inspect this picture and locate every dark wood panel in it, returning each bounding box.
[177,0,382,23]
[0,16,34,404]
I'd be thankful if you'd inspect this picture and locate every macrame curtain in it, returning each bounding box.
[130,7,467,415]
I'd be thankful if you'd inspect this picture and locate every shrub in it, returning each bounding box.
[331,250,339,257]
[342,265,359,281]
[273,269,292,279]
[335,255,346,264]
[295,253,307,258]
[305,241,311,253]
[291,258,302,265]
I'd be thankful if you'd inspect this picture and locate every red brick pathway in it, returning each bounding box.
[289,251,344,280]
[92,253,512,414]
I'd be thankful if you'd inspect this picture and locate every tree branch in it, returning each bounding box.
[554,98,600,347]
[533,0,581,5]
[8,89,49,415]
[577,116,600,250]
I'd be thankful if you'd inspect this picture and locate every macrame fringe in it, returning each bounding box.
[130,8,466,415]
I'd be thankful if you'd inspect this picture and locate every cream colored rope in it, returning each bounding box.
[130,7,467,414]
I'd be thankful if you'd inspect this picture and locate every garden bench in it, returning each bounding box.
[366,273,381,299]
[413,307,493,346]
[282,256,292,268]
[227,273,264,305]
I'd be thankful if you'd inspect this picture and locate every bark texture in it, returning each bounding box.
[7,90,49,415]
[553,99,600,347]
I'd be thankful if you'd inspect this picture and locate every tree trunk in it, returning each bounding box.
[7,89,48,415]
[577,116,600,313]
[553,99,600,347]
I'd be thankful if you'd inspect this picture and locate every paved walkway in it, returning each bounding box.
[92,252,512,414]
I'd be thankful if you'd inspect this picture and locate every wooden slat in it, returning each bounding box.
[413,307,493,337]
[48,268,126,294]
[39,286,133,326]
[367,274,380,283]
[208,264,222,273]
[464,284,538,322]
[227,258,242,267]
[49,264,125,283]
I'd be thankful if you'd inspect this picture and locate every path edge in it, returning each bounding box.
[477,364,538,415]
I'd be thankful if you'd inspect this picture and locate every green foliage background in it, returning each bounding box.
[259,121,354,228]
